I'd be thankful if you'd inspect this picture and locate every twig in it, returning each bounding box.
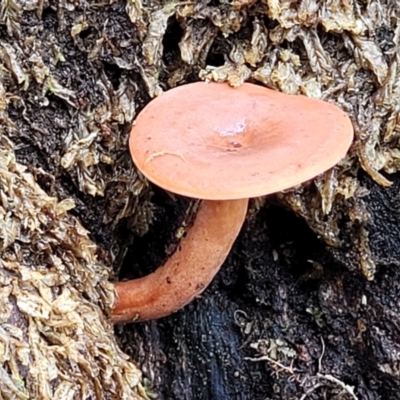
[299,383,323,400]
[300,337,358,400]
[245,355,295,374]
[317,373,359,400]
[245,355,300,382]
[318,336,325,372]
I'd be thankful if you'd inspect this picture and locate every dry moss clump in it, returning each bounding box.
[0,134,147,398]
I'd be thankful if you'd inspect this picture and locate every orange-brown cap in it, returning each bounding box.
[129,82,353,200]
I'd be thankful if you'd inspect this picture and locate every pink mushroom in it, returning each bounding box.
[111,82,354,324]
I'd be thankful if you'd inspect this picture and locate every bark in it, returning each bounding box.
[117,173,400,400]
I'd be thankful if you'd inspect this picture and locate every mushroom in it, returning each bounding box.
[111,82,353,324]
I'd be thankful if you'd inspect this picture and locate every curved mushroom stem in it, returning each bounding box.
[111,199,249,324]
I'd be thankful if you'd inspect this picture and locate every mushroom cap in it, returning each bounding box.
[129,82,353,200]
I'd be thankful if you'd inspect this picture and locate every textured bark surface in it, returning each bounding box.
[117,175,400,400]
